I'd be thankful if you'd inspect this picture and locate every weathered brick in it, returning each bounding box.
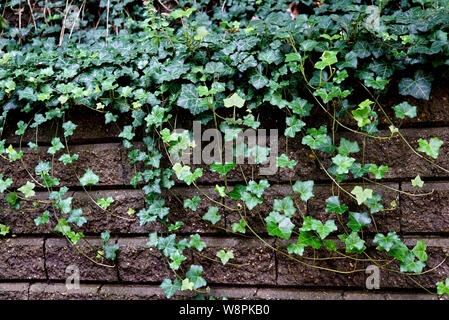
[29,283,101,300]
[99,284,168,300]
[45,238,118,282]
[116,237,172,282]
[256,288,344,300]
[0,283,30,300]
[0,238,46,280]
[194,237,276,285]
[342,290,438,300]
[401,182,449,233]
[0,143,126,187]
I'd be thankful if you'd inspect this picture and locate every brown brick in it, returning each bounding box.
[194,237,276,285]
[0,283,30,300]
[0,238,46,280]
[342,291,438,300]
[99,284,167,300]
[256,288,344,300]
[117,237,172,282]
[45,238,118,282]
[0,143,126,188]
[401,182,449,233]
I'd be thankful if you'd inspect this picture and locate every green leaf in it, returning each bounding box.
[18,181,35,198]
[417,137,443,159]
[0,175,13,193]
[0,224,10,236]
[118,125,135,141]
[241,191,262,210]
[210,162,236,175]
[186,265,207,289]
[97,197,114,209]
[62,121,77,137]
[48,137,64,155]
[265,211,294,239]
[216,249,234,265]
[169,251,186,270]
[173,163,203,185]
[412,241,428,263]
[315,220,338,239]
[67,208,87,227]
[181,278,195,291]
[437,278,449,296]
[177,84,208,115]
[368,164,390,179]
[292,180,314,202]
[373,232,401,252]
[34,211,50,226]
[337,138,359,156]
[184,196,201,211]
[249,73,269,89]
[202,206,221,224]
[246,179,270,198]
[284,115,305,137]
[398,70,433,100]
[223,93,245,108]
[343,231,366,253]
[59,153,79,165]
[273,196,296,218]
[231,219,246,234]
[400,251,426,274]
[215,185,226,197]
[325,196,348,214]
[392,102,417,119]
[347,211,372,232]
[351,186,373,205]
[189,234,206,251]
[332,154,355,175]
[79,169,99,186]
[411,175,424,188]
[277,154,297,168]
[160,278,181,298]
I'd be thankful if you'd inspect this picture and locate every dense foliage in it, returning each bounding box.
[1,0,449,298]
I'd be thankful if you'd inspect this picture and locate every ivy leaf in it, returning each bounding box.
[231,219,246,234]
[412,241,428,263]
[332,154,355,174]
[48,137,64,155]
[0,175,13,193]
[0,224,10,236]
[210,162,236,175]
[184,195,201,211]
[186,265,207,289]
[62,121,77,137]
[347,211,372,232]
[97,197,114,209]
[18,181,35,198]
[215,185,226,197]
[351,186,373,205]
[315,220,338,239]
[411,175,424,188]
[223,92,245,108]
[79,169,100,186]
[373,232,401,252]
[400,252,426,274]
[368,164,390,179]
[202,206,221,224]
[246,179,270,198]
[337,138,359,156]
[216,249,234,265]
[118,125,135,141]
[265,211,294,239]
[177,84,208,115]
[189,234,206,251]
[392,102,417,119]
[292,180,314,201]
[325,196,348,214]
[417,137,443,159]
[181,279,195,291]
[284,115,306,137]
[249,73,269,89]
[173,163,203,185]
[169,251,186,270]
[241,191,263,210]
[34,211,50,226]
[437,278,449,296]
[398,70,433,100]
[343,231,366,253]
[59,153,79,165]
[277,154,297,168]
[67,208,87,227]
[160,278,181,298]
[273,196,296,218]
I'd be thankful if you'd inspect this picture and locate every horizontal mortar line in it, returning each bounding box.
[4,279,439,294]
[6,232,449,239]
[18,176,449,194]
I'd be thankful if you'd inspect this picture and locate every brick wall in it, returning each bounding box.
[1,87,449,300]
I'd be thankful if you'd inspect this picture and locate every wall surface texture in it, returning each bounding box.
[1,87,449,300]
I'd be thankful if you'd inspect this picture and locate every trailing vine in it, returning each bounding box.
[1,0,449,298]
